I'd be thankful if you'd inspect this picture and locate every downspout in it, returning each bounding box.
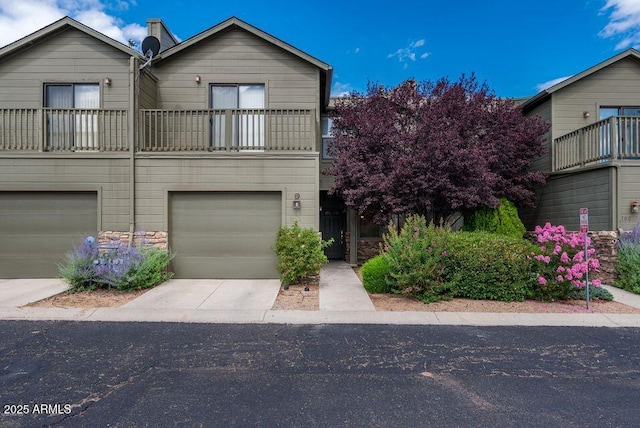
[128,56,137,246]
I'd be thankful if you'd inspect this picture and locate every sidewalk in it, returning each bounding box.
[1,264,640,327]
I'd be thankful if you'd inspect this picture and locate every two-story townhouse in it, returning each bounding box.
[520,49,640,234]
[0,16,335,279]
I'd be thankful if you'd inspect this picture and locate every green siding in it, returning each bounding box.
[152,28,320,111]
[522,166,613,231]
[618,164,640,230]
[553,57,640,140]
[528,99,552,173]
[134,155,319,232]
[0,28,131,109]
[0,157,130,230]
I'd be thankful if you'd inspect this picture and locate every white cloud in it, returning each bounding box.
[0,0,146,49]
[388,38,429,68]
[331,82,354,97]
[535,75,572,92]
[600,0,640,49]
[354,47,360,53]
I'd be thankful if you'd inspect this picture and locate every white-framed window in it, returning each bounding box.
[321,116,334,159]
[210,84,265,150]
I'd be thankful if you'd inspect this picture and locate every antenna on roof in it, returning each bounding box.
[139,36,160,70]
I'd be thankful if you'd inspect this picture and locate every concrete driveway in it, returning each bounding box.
[121,279,282,311]
[0,278,67,307]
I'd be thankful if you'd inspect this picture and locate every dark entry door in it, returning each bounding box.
[321,208,345,259]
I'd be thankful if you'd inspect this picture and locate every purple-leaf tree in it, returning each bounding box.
[326,75,549,223]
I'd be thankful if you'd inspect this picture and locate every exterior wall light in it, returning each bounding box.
[195,75,201,84]
[104,78,112,86]
[632,200,640,213]
[293,193,301,209]
[583,111,590,119]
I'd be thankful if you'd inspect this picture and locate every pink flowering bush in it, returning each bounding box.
[531,222,601,301]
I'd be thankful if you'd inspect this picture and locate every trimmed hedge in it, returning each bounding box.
[445,232,537,301]
[361,255,390,293]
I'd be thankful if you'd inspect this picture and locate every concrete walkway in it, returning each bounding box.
[1,264,640,327]
[319,261,376,311]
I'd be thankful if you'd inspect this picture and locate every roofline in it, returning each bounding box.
[156,16,331,71]
[522,48,640,111]
[0,16,142,60]
[147,18,179,45]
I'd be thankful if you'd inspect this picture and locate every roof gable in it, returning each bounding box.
[0,16,141,60]
[157,17,330,71]
[522,49,640,111]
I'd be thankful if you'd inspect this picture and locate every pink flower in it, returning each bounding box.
[557,275,564,282]
[537,276,547,285]
[553,245,562,255]
[560,252,570,263]
[592,279,601,286]
[557,266,565,273]
[428,247,433,252]
[441,251,447,256]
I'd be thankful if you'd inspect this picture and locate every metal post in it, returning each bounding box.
[585,232,590,310]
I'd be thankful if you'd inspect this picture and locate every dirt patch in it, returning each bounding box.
[354,266,640,314]
[369,294,640,314]
[26,288,149,309]
[271,282,319,311]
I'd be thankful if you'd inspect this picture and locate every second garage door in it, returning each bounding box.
[169,192,282,278]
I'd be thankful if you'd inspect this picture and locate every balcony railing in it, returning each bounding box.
[139,109,316,152]
[0,108,128,152]
[554,116,640,171]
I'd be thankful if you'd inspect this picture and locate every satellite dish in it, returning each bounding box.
[141,36,160,58]
[139,36,160,70]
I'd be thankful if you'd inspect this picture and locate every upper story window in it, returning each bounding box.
[321,117,334,160]
[45,84,99,108]
[600,107,640,120]
[210,84,265,149]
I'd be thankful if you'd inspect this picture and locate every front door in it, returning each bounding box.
[321,207,345,259]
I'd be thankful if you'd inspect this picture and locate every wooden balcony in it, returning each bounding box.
[554,116,640,171]
[0,108,128,152]
[139,109,316,152]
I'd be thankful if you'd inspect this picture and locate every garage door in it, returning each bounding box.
[170,192,281,278]
[0,192,98,278]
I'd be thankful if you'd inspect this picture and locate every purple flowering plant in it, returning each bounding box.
[531,222,600,300]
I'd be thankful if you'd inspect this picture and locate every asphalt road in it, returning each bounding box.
[1,322,639,427]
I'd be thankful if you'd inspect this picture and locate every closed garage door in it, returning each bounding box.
[0,192,98,278]
[170,192,281,278]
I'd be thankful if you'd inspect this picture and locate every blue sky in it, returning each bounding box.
[1,1,639,98]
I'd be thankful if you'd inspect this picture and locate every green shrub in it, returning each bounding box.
[274,221,333,285]
[119,247,175,291]
[615,245,640,294]
[361,255,390,293]
[445,232,537,301]
[382,215,453,302]
[462,198,526,239]
[59,237,174,292]
[569,285,614,301]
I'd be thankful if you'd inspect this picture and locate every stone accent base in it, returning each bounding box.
[345,232,383,265]
[98,231,168,249]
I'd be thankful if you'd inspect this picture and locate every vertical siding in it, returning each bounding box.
[527,99,552,172]
[139,70,157,109]
[521,166,613,231]
[152,28,320,111]
[0,28,131,109]
[0,157,130,230]
[553,57,640,140]
[618,164,640,231]
[134,155,319,232]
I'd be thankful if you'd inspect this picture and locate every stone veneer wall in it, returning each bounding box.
[344,232,383,265]
[526,230,618,285]
[98,231,168,249]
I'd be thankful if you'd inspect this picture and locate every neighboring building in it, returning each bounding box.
[520,49,640,233]
[0,16,334,278]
